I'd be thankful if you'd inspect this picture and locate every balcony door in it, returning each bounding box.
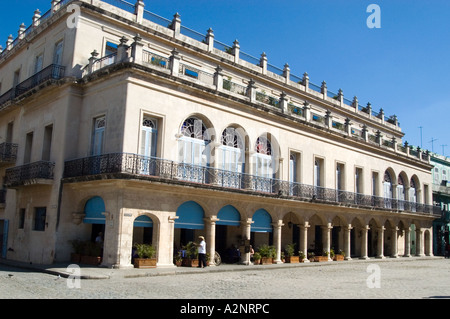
[219,128,244,188]
[139,116,158,175]
[253,136,273,192]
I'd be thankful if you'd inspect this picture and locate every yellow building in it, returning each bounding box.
[0,0,439,268]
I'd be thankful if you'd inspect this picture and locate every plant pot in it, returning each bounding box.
[333,255,345,261]
[261,257,273,265]
[313,256,329,262]
[182,258,199,267]
[285,256,299,263]
[134,258,157,268]
[80,255,102,266]
[253,259,261,265]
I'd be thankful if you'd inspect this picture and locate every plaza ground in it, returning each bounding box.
[0,257,449,300]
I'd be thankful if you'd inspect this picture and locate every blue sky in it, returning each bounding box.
[1,0,450,156]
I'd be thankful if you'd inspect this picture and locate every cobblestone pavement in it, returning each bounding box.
[1,257,450,300]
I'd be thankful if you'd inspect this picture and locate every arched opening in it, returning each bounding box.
[281,212,301,254]
[216,205,242,263]
[131,215,155,264]
[383,170,394,209]
[219,127,246,188]
[174,201,205,252]
[178,116,214,183]
[397,173,406,210]
[83,196,106,244]
[251,209,273,249]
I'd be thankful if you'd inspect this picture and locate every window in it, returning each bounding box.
[34,54,44,74]
[178,117,210,182]
[314,158,324,188]
[53,40,64,65]
[24,132,33,164]
[91,116,106,156]
[410,178,418,212]
[355,167,363,194]
[33,207,46,231]
[254,136,273,178]
[434,167,440,184]
[18,209,25,229]
[372,172,379,196]
[220,128,244,172]
[13,69,21,88]
[42,124,53,161]
[289,152,301,196]
[397,175,405,210]
[383,171,393,208]
[336,163,345,191]
[140,116,158,158]
[443,169,448,182]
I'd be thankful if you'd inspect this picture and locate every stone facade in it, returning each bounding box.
[0,0,440,268]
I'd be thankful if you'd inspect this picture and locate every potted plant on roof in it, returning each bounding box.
[134,244,157,268]
[182,241,199,267]
[284,243,299,263]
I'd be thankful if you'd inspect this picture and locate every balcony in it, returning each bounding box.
[63,153,442,217]
[0,64,65,108]
[0,143,18,165]
[5,161,55,187]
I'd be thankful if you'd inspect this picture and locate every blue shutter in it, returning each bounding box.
[251,209,272,233]
[217,205,241,227]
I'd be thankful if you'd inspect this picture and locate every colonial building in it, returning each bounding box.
[430,153,450,256]
[0,0,440,268]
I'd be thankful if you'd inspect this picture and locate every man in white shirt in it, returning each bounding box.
[197,236,207,268]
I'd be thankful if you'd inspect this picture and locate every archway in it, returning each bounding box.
[83,196,106,243]
[174,201,205,251]
[251,209,273,249]
[216,205,242,263]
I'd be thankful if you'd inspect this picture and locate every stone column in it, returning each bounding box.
[247,79,256,103]
[116,36,129,62]
[360,225,370,260]
[283,64,290,84]
[416,228,424,257]
[303,101,311,122]
[273,220,284,264]
[302,72,309,91]
[404,227,411,257]
[32,10,41,28]
[171,13,181,38]
[259,52,267,75]
[18,23,26,40]
[88,50,99,74]
[391,227,399,258]
[376,226,385,259]
[279,91,288,114]
[205,216,219,266]
[343,224,352,260]
[240,218,253,265]
[322,223,332,261]
[299,222,310,262]
[321,81,327,100]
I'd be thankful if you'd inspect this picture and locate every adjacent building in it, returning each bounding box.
[0,0,440,268]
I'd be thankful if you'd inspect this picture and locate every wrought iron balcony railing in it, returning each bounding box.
[5,161,55,187]
[0,64,65,107]
[0,143,18,164]
[63,153,442,217]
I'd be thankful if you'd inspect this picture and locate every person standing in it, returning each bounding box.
[197,236,207,268]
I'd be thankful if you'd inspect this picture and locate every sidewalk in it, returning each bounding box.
[0,256,444,280]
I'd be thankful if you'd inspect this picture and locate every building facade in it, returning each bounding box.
[431,153,450,256]
[0,0,440,268]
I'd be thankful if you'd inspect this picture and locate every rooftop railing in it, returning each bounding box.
[63,152,442,217]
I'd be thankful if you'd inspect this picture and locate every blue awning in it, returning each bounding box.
[134,215,153,228]
[217,205,241,226]
[251,209,272,233]
[83,197,106,225]
[175,201,205,230]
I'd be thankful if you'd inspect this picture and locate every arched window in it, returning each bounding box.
[397,175,405,210]
[178,117,211,182]
[410,178,418,212]
[219,128,244,172]
[253,136,273,192]
[383,171,393,208]
[140,116,158,158]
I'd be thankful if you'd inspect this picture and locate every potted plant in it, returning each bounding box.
[258,244,275,265]
[174,250,183,267]
[314,250,329,262]
[80,241,102,266]
[70,239,84,263]
[253,252,261,265]
[307,252,315,262]
[298,250,306,262]
[284,243,299,263]
[333,249,345,261]
[183,242,199,267]
[134,244,157,268]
